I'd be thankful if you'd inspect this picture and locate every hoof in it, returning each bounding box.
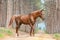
[16,34,19,37]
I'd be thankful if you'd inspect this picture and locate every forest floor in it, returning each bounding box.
[0,27,58,40]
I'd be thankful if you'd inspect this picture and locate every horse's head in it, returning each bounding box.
[30,10,45,20]
[38,9,45,20]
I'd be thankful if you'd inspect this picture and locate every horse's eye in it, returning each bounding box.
[40,13,42,15]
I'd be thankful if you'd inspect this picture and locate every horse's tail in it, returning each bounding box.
[8,16,16,27]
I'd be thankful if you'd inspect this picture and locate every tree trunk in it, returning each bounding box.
[6,0,13,27]
[45,0,60,33]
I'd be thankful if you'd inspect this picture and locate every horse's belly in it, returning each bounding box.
[21,17,30,24]
[21,19,30,24]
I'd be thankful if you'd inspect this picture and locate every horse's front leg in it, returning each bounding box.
[30,27,32,36]
[32,26,34,36]
[30,24,34,36]
[30,26,34,36]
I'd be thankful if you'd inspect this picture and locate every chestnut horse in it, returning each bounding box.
[8,10,44,36]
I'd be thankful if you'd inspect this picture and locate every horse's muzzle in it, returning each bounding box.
[42,18,45,20]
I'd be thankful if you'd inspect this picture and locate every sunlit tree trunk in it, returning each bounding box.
[0,0,2,27]
[0,0,7,27]
[6,0,13,27]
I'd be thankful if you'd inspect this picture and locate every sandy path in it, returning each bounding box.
[0,30,56,40]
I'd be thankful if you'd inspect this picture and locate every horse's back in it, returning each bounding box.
[20,15,31,24]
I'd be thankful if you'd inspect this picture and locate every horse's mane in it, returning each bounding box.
[28,10,40,16]
[31,10,40,13]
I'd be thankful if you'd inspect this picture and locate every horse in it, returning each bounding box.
[8,10,45,36]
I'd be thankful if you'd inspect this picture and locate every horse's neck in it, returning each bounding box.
[31,13,39,20]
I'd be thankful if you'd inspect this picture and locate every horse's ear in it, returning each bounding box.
[40,9,44,12]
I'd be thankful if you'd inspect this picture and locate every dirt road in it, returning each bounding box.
[0,30,56,40]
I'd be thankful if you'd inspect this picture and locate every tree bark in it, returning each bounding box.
[45,0,60,33]
[6,0,13,27]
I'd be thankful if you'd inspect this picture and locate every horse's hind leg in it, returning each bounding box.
[16,24,21,36]
[16,25,19,36]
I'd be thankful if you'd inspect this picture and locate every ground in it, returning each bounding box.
[0,27,57,40]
